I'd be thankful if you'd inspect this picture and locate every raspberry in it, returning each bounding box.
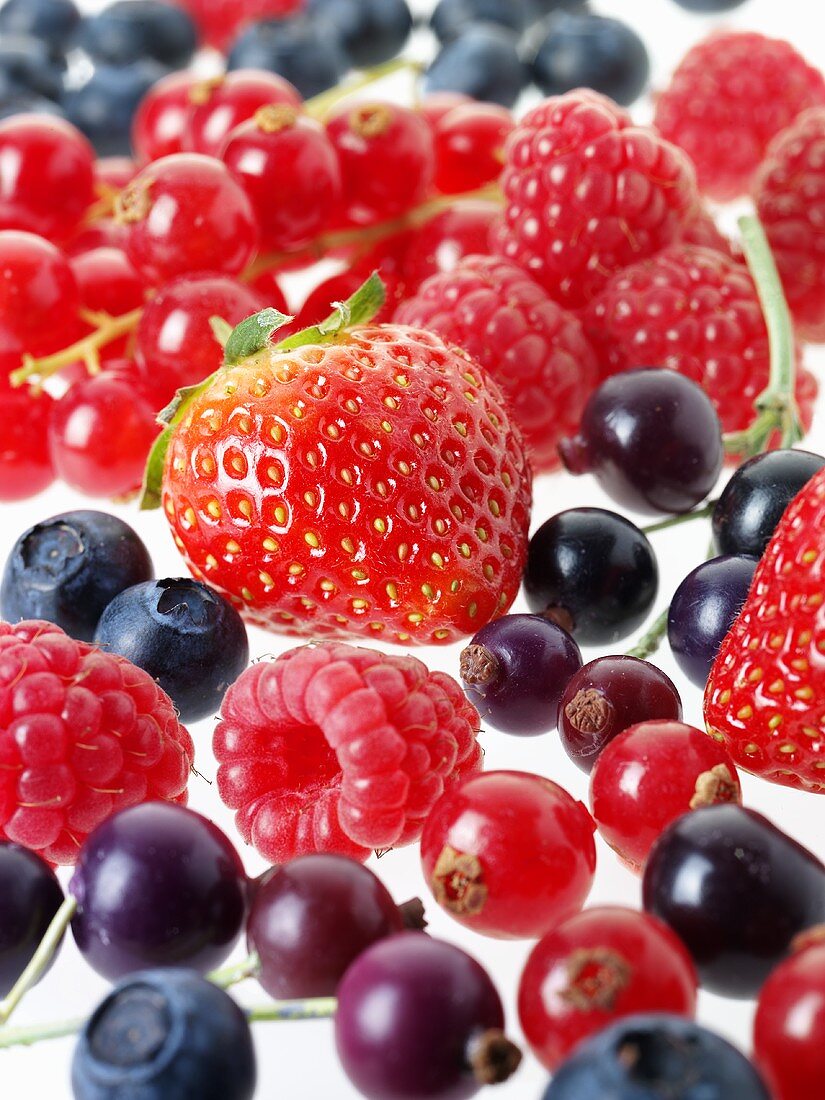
[0,620,194,865]
[395,255,599,472]
[655,31,825,202]
[493,90,698,309]
[755,107,825,343]
[582,245,818,446]
[213,642,482,863]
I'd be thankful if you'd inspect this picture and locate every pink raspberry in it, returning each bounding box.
[655,31,825,202]
[214,642,482,864]
[494,89,698,309]
[0,620,194,865]
[395,254,599,472]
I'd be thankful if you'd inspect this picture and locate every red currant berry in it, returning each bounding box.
[558,655,683,773]
[248,269,289,314]
[48,371,159,498]
[70,248,145,362]
[115,154,260,284]
[105,357,175,413]
[221,105,341,252]
[136,273,266,397]
[418,92,472,131]
[132,71,199,164]
[433,103,514,194]
[65,220,127,257]
[326,101,435,225]
[754,936,825,1100]
[420,770,596,940]
[401,200,500,288]
[95,158,137,193]
[590,720,742,872]
[0,231,82,356]
[518,906,698,1071]
[0,384,55,501]
[0,115,96,243]
[185,70,302,158]
[176,0,303,51]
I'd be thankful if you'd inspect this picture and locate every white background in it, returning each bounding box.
[3,0,825,1097]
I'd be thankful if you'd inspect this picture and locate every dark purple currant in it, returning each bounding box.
[0,842,65,996]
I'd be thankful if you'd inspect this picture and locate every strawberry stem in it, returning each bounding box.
[723,214,803,457]
[10,308,143,388]
[0,895,78,1025]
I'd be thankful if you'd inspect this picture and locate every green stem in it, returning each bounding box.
[0,896,77,1025]
[0,1017,86,1050]
[208,953,260,990]
[723,215,802,457]
[247,998,337,1023]
[306,59,423,120]
[626,608,670,661]
[642,500,717,536]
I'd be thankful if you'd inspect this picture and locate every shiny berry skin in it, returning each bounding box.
[221,105,341,252]
[421,771,596,939]
[1,510,153,642]
[65,218,127,257]
[49,372,160,498]
[754,938,825,1100]
[176,0,303,50]
[0,385,55,502]
[530,12,650,106]
[115,154,259,284]
[135,273,266,398]
[326,102,435,226]
[424,24,528,109]
[95,157,137,192]
[400,201,500,287]
[306,0,413,68]
[643,805,825,998]
[226,17,349,101]
[590,721,741,873]
[185,70,301,159]
[655,32,825,202]
[78,0,197,67]
[545,1014,770,1100]
[71,969,256,1100]
[519,907,698,1071]
[430,0,529,43]
[495,91,698,308]
[131,70,198,163]
[524,509,659,646]
[70,803,247,981]
[70,246,145,362]
[558,656,682,774]
[433,103,513,194]
[63,60,168,159]
[0,230,81,356]
[248,855,404,999]
[0,115,95,243]
[94,578,249,723]
[561,369,724,516]
[418,92,472,130]
[668,556,758,689]
[712,449,825,559]
[335,933,521,1100]
[459,614,582,736]
[0,842,65,996]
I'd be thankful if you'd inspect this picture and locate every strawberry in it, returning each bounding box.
[705,466,825,792]
[142,277,532,646]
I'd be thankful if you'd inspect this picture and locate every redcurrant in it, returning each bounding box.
[132,71,199,163]
[0,384,55,501]
[433,102,514,194]
[185,70,301,158]
[401,200,500,289]
[0,231,82,356]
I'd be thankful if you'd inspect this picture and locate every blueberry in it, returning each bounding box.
[62,60,167,156]
[544,1013,770,1100]
[307,0,412,67]
[712,448,825,559]
[1,510,153,642]
[0,0,81,55]
[430,0,531,43]
[424,25,529,108]
[667,555,757,689]
[0,35,65,102]
[530,12,650,106]
[77,0,198,68]
[71,969,256,1100]
[0,92,65,120]
[0,843,65,997]
[94,578,249,722]
[227,17,350,99]
[672,0,747,10]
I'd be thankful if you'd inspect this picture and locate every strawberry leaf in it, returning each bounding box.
[224,307,294,365]
[276,273,386,350]
[139,427,172,511]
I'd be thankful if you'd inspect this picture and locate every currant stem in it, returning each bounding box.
[626,609,669,662]
[722,214,802,457]
[0,896,78,1025]
[305,58,424,120]
[641,500,718,536]
[208,952,261,989]
[247,998,337,1023]
[10,308,143,388]
[0,1017,86,1050]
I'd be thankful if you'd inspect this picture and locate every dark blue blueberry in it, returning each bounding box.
[94,578,249,722]
[424,25,529,108]
[673,0,747,10]
[0,92,65,120]
[712,448,825,559]
[1,510,153,643]
[0,0,81,55]
[667,554,757,689]
[430,0,530,43]
[62,60,167,156]
[530,12,650,106]
[306,0,412,67]
[76,0,198,68]
[227,17,349,99]
[0,843,65,997]
[71,969,256,1100]
[0,35,65,102]
[544,1013,770,1100]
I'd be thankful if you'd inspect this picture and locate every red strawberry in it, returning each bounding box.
[153,281,532,646]
[705,466,825,793]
